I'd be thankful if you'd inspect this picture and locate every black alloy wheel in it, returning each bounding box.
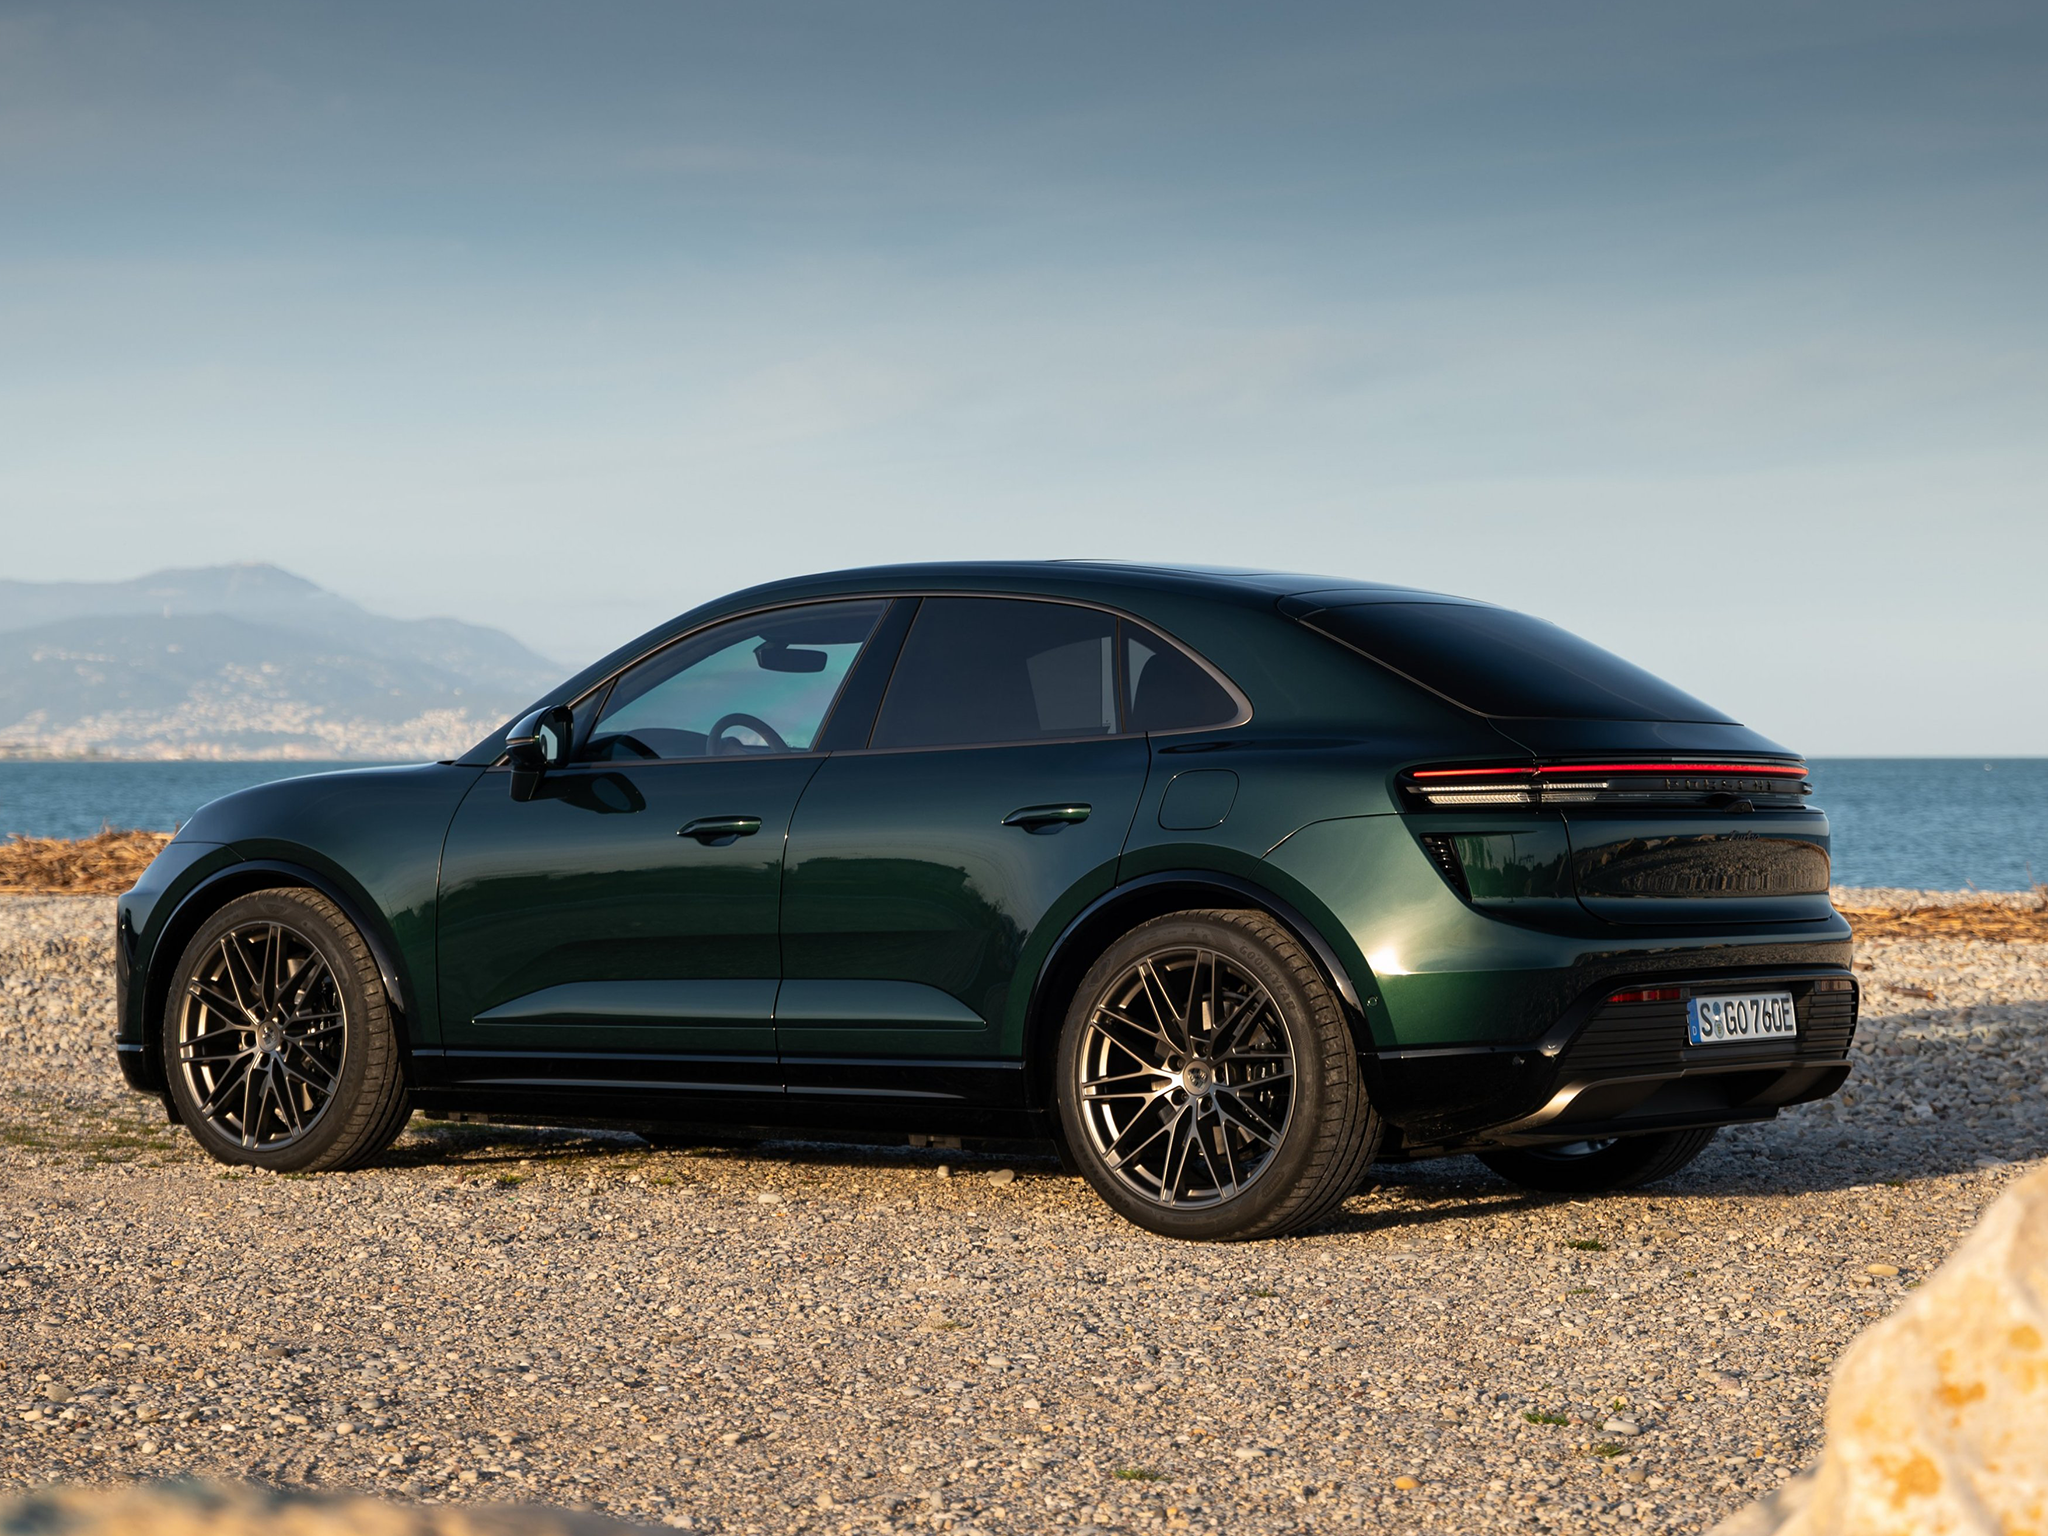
[1476,1127,1720,1194]
[163,888,411,1172]
[1057,909,1380,1240]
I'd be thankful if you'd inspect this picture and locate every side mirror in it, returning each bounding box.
[505,704,575,801]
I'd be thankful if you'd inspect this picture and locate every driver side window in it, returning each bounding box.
[582,600,887,762]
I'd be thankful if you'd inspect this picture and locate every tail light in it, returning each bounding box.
[1401,760,1811,810]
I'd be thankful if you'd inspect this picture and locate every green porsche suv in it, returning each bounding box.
[115,563,1855,1239]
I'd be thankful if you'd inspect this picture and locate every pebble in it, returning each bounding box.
[2,891,2043,1536]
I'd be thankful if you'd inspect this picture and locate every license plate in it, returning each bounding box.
[1688,992,1797,1045]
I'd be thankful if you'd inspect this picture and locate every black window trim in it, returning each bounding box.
[491,589,1251,769]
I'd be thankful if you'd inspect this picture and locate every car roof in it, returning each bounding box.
[717,559,1473,609]
[456,561,1491,764]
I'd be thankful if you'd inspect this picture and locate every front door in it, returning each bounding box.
[434,598,889,1099]
[778,597,1152,1105]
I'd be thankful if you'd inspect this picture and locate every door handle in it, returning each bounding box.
[1002,803,1092,833]
[678,815,763,845]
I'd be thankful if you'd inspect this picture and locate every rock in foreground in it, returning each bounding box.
[1714,1167,2048,1535]
[0,1479,659,1535]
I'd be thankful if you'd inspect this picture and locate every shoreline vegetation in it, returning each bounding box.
[0,829,172,894]
[3,830,2045,939]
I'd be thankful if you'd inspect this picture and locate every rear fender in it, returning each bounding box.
[1019,869,1384,1114]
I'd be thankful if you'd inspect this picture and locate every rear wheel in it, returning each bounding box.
[1057,909,1380,1240]
[162,888,411,1172]
[1476,1128,1718,1194]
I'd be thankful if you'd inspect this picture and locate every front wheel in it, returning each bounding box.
[1476,1127,1719,1194]
[1057,909,1380,1241]
[162,888,412,1172]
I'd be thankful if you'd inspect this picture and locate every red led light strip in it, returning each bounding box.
[1410,762,1806,780]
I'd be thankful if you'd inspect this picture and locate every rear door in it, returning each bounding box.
[434,599,888,1096]
[778,597,1151,1102]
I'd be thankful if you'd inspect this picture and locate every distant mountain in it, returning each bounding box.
[0,565,565,760]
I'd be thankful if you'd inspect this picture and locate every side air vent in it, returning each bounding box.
[1416,833,1470,899]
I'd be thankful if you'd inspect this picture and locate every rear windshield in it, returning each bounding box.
[1298,602,1735,722]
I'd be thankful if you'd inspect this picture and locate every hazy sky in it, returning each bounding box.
[2,2,2044,753]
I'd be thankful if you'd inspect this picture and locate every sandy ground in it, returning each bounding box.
[3,894,2043,1534]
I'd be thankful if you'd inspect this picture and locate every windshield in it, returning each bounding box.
[1297,602,1736,723]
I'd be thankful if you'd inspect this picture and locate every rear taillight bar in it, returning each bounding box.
[1402,760,1811,808]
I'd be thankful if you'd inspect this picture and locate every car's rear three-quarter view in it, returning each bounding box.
[111,563,1857,1239]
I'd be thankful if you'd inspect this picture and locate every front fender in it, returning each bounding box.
[124,858,423,1098]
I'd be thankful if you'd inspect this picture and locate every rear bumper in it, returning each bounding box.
[1374,966,1858,1154]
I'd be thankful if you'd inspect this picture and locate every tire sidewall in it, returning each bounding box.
[1056,912,1343,1240]
[161,889,381,1172]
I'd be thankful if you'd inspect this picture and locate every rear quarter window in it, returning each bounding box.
[1297,601,1735,723]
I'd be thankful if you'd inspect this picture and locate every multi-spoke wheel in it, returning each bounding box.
[1057,909,1380,1240]
[1476,1127,1719,1194]
[162,888,411,1172]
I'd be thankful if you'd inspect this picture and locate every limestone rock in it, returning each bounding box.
[0,1480,660,1535]
[1712,1167,2048,1535]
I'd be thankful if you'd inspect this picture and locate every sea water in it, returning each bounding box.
[1,756,2042,892]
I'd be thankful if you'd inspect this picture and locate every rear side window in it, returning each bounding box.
[871,598,1116,749]
[1299,601,1734,723]
[1124,622,1241,732]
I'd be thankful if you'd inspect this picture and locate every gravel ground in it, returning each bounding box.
[3,894,2043,1535]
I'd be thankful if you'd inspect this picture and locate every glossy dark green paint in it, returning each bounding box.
[114,561,1855,1151]
[780,737,1148,1061]
[119,765,481,1054]
[436,756,823,1073]
[1264,815,1851,1051]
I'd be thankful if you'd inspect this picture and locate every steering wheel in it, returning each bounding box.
[707,712,789,755]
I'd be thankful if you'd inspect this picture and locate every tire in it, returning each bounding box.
[1056,909,1380,1240]
[1476,1127,1719,1194]
[161,888,412,1172]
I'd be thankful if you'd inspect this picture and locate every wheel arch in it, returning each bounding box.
[142,860,417,1100]
[1019,869,1376,1113]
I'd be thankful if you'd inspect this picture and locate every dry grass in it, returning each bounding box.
[1842,893,2048,943]
[0,828,173,894]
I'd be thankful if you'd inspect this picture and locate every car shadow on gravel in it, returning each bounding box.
[381,1117,1069,1179]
